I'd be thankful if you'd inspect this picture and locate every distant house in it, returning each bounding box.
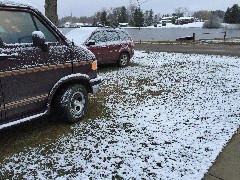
[74,23,83,27]
[119,23,129,27]
[161,16,176,23]
[75,23,92,27]
[176,17,195,24]
[64,22,92,28]
[64,22,73,27]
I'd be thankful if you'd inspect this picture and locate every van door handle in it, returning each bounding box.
[0,53,19,60]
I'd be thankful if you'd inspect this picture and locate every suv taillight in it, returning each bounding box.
[92,60,97,70]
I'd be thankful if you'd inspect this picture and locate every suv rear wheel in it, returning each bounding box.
[118,52,129,67]
[55,84,88,123]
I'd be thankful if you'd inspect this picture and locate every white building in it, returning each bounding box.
[119,23,129,27]
[64,22,72,28]
[176,17,195,24]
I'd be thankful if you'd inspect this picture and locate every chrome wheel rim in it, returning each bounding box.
[70,92,85,117]
[120,54,128,66]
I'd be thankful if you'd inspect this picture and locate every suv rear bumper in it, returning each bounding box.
[90,76,102,94]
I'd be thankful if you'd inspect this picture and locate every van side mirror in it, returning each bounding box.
[86,40,95,46]
[32,31,48,52]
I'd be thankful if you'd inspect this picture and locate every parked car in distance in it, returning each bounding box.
[65,28,134,67]
[84,28,134,67]
[0,2,101,129]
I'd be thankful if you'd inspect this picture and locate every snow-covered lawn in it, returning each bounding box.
[1,51,240,179]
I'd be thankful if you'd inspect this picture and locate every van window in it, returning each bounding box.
[0,11,36,44]
[33,16,58,42]
[0,10,57,44]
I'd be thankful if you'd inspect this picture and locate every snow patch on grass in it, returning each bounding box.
[0,51,240,179]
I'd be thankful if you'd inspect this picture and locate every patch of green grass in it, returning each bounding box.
[98,62,139,73]
[85,89,110,120]
[128,62,140,67]
[0,115,72,161]
[98,64,120,73]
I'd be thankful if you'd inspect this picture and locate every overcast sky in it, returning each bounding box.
[28,0,239,18]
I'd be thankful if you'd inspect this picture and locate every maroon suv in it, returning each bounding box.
[84,28,134,67]
[0,2,101,129]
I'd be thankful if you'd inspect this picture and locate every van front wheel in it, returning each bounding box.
[56,84,88,123]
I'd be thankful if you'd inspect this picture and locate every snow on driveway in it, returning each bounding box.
[1,51,240,179]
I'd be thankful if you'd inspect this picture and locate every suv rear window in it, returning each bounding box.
[88,30,131,44]
[119,31,131,41]
[88,31,107,44]
[106,31,120,42]
[0,10,57,44]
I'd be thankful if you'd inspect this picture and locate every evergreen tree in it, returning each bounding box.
[133,7,144,27]
[224,8,231,23]
[118,6,128,23]
[100,10,108,26]
[224,4,240,23]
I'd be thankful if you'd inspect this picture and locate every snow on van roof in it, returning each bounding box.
[0,0,38,10]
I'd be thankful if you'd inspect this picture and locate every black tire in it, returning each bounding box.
[118,52,129,67]
[55,84,88,123]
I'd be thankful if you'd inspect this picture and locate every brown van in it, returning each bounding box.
[0,2,101,129]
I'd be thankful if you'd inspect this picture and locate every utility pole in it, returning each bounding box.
[45,0,58,26]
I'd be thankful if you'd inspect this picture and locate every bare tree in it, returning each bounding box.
[193,10,212,21]
[45,0,58,25]
[203,14,221,29]
[174,7,191,17]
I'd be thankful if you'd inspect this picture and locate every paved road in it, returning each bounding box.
[135,43,240,57]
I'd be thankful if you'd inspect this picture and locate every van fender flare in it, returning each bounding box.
[46,73,91,110]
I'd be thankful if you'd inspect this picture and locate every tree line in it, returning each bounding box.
[56,4,240,28]
[59,5,152,27]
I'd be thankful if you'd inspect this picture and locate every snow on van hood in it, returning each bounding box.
[71,43,96,61]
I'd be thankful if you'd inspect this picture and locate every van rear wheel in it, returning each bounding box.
[56,84,88,123]
[118,52,129,67]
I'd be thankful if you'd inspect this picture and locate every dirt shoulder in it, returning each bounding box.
[135,43,240,57]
